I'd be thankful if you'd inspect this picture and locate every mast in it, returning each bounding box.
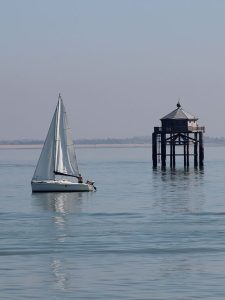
[54,94,62,176]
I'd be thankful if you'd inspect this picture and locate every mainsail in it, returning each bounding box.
[32,95,80,181]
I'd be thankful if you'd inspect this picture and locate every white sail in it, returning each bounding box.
[32,105,57,181]
[32,95,79,181]
[54,97,79,177]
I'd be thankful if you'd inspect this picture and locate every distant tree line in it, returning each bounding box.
[0,139,43,145]
[75,136,152,145]
[0,136,225,145]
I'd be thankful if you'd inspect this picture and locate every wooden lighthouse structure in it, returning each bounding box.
[152,102,205,168]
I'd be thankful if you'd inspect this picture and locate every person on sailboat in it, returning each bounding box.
[86,179,97,191]
[77,174,83,183]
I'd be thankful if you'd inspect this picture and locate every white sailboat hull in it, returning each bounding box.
[31,180,94,192]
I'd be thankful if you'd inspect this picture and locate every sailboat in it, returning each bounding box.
[31,94,95,192]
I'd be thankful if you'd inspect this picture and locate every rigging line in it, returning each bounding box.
[54,171,77,177]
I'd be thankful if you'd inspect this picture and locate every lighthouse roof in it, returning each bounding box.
[160,102,198,121]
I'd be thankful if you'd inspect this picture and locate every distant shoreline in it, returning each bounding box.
[0,144,152,150]
[0,135,225,149]
[0,142,225,150]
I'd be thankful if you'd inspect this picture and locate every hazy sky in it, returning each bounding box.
[1,0,225,140]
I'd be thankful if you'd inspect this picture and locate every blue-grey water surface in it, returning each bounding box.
[0,146,225,299]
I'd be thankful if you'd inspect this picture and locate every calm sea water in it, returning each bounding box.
[0,145,225,299]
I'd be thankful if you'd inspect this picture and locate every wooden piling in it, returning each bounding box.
[199,132,204,167]
[161,133,166,167]
[152,132,157,168]
[194,132,198,167]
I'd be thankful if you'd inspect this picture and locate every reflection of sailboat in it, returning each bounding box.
[32,192,75,290]
[51,258,68,290]
[32,192,84,213]
[31,94,96,192]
